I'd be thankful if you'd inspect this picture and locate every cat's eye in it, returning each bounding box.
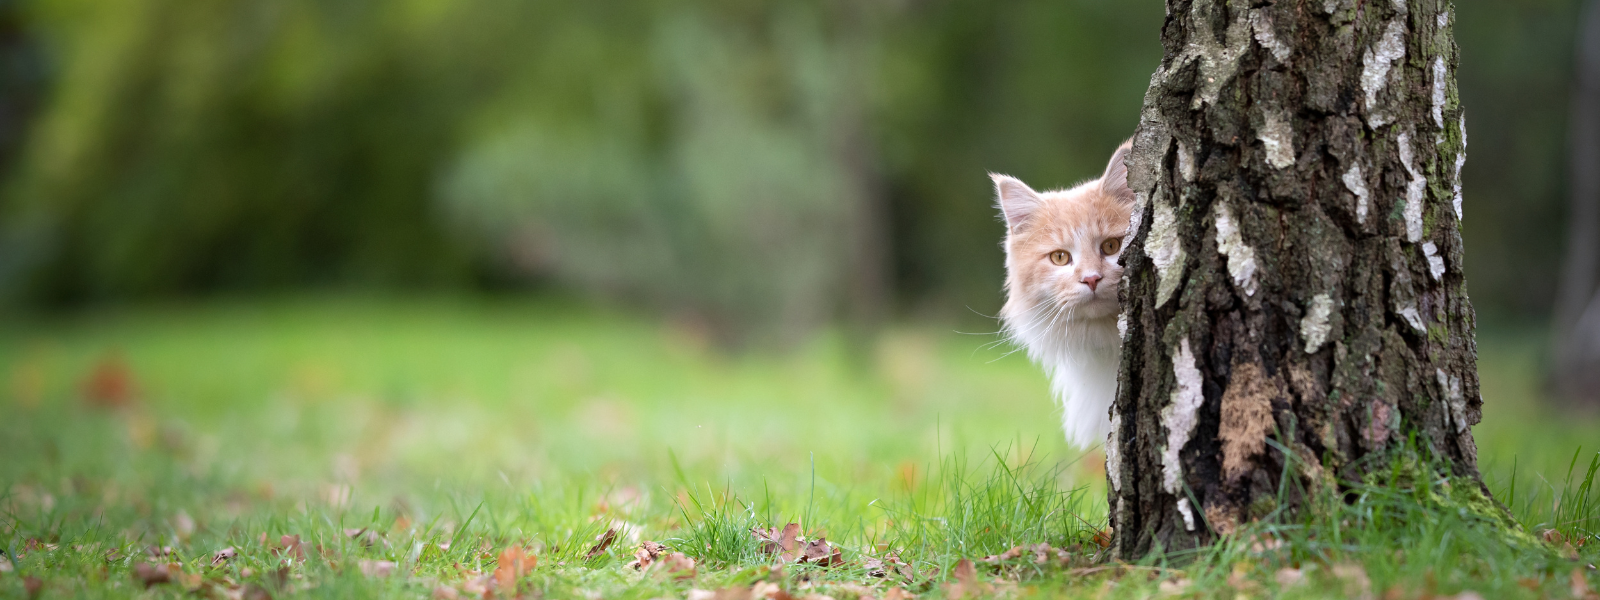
[1049,250,1071,266]
[1100,237,1123,256]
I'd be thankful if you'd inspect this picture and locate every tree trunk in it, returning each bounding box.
[1109,0,1486,555]
[1552,0,1600,407]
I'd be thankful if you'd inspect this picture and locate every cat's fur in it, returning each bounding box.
[995,141,1135,448]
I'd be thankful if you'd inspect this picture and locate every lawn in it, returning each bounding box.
[1,296,1596,599]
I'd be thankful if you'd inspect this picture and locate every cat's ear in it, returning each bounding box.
[992,173,1043,231]
[1099,140,1136,204]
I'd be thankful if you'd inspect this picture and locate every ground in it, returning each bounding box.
[1,296,1595,598]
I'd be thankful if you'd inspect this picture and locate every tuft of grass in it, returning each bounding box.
[875,444,1100,567]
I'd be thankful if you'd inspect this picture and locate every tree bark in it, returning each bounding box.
[1552,0,1600,407]
[1109,0,1486,555]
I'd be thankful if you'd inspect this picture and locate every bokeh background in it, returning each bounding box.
[0,0,1587,332]
[1,0,1597,540]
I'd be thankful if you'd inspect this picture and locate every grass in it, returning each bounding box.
[0,295,1596,598]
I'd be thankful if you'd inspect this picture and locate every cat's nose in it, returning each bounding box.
[1082,274,1102,292]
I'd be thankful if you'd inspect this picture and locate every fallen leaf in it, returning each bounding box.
[242,584,273,600]
[148,545,176,559]
[1093,527,1114,550]
[943,559,990,600]
[344,528,384,548]
[494,546,536,591]
[585,527,618,560]
[751,580,797,600]
[1576,568,1597,600]
[1332,563,1373,600]
[460,574,492,598]
[359,559,396,577]
[981,546,1024,563]
[799,538,843,567]
[628,540,667,570]
[431,585,460,600]
[1546,529,1568,546]
[1159,578,1191,596]
[82,353,137,409]
[661,552,697,580]
[1275,567,1305,588]
[134,562,173,588]
[1439,592,1485,600]
[753,523,802,562]
[1225,562,1258,594]
[273,535,306,560]
[881,588,915,600]
[211,547,238,568]
[1249,534,1283,553]
[688,587,754,600]
[23,575,42,599]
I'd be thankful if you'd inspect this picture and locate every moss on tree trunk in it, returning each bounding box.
[1110,0,1486,556]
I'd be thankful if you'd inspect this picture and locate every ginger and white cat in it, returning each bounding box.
[994,141,1135,448]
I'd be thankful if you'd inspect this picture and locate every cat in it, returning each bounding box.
[994,140,1135,448]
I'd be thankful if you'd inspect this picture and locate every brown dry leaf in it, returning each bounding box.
[1093,527,1114,551]
[1546,529,1568,546]
[1158,578,1191,596]
[881,588,915,600]
[1332,563,1374,600]
[1438,592,1485,600]
[211,547,238,568]
[628,540,667,569]
[494,545,536,591]
[23,575,42,599]
[799,537,843,567]
[753,523,802,562]
[1226,562,1260,595]
[82,353,138,409]
[359,559,397,578]
[1275,567,1305,588]
[982,546,1025,564]
[943,559,990,600]
[134,562,174,588]
[661,552,697,580]
[274,535,306,560]
[1249,533,1283,554]
[241,583,273,600]
[688,587,753,600]
[585,527,618,560]
[147,545,177,559]
[431,585,460,600]
[460,574,492,598]
[751,580,797,600]
[344,528,384,548]
[1576,568,1598,600]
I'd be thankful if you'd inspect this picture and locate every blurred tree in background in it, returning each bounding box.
[0,0,1586,342]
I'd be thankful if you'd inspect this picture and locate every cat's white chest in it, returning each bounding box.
[1016,316,1120,448]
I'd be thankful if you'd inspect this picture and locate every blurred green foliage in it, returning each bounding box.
[0,0,1585,335]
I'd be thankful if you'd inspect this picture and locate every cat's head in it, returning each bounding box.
[997,141,1136,331]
